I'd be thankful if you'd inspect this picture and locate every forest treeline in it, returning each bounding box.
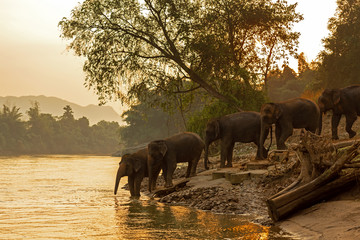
[57,0,360,149]
[0,103,120,155]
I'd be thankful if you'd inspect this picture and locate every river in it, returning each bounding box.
[0,155,292,239]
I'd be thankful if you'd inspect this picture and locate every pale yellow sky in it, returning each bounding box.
[0,0,337,114]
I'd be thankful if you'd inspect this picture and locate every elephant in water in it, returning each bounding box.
[204,111,270,169]
[259,97,320,158]
[318,85,360,139]
[147,132,204,192]
[114,148,148,197]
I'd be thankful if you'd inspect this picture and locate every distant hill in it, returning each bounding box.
[0,95,122,125]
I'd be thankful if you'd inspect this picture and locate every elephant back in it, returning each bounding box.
[165,132,204,163]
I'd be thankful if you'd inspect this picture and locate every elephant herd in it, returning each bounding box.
[115,84,360,197]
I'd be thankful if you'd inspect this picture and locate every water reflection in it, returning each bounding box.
[0,156,291,239]
[114,197,274,239]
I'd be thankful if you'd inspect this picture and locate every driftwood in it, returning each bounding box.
[267,131,360,222]
[151,179,189,198]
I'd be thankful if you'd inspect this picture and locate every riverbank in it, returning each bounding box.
[151,151,299,226]
[145,147,360,239]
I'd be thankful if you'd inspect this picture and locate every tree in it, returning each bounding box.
[59,0,302,110]
[267,65,305,101]
[297,52,309,74]
[26,102,57,153]
[119,101,182,147]
[317,0,360,88]
[91,120,120,153]
[60,105,75,121]
[0,105,26,153]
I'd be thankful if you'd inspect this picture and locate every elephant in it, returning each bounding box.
[259,98,320,158]
[147,132,204,192]
[318,85,360,140]
[204,111,270,169]
[114,148,148,197]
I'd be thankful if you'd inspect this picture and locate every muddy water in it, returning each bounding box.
[0,156,290,239]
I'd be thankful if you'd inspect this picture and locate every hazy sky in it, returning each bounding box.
[0,0,337,114]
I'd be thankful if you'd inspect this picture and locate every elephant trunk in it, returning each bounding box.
[114,167,123,195]
[260,119,269,159]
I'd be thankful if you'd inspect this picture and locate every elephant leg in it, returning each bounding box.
[133,176,143,197]
[275,124,282,149]
[277,123,292,150]
[220,139,232,168]
[186,160,192,178]
[189,151,202,177]
[151,168,161,191]
[225,142,234,167]
[165,161,177,188]
[220,140,227,168]
[255,142,265,160]
[331,114,341,140]
[128,175,135,196]
[345,113,357,138]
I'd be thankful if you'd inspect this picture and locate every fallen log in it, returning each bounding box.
[267,171,360,221]
[266,131,360,222]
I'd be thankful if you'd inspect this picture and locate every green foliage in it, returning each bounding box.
[119,101,183,147]
[59,0,302,109]
[317,0,360,88]
[0,103,120,155]
[187,87,265,137]
[187,101,234,139]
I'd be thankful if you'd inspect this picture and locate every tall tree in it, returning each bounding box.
[59,0,302,109]
[298,52,309,74]
[317,0,360,88]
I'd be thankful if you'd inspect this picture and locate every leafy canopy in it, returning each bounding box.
[59,0,302,109]
[317,0,360,88]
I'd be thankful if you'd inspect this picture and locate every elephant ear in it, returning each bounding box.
[213,119,220,139]
[332,90,341,105]
[158,141,168,157]
[160,142,167,157]
[132,157,142,172]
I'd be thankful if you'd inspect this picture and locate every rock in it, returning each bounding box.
[212,170,227,179]
[246,160,272,170]
[229,172,251,184]
[250,169,268,179]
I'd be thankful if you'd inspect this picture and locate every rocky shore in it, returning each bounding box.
[129,147,300,226]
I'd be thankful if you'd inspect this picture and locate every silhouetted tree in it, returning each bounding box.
[317,0,360,88]
[0,103,120,155]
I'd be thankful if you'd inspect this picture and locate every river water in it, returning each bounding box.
[0,155,292,239]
